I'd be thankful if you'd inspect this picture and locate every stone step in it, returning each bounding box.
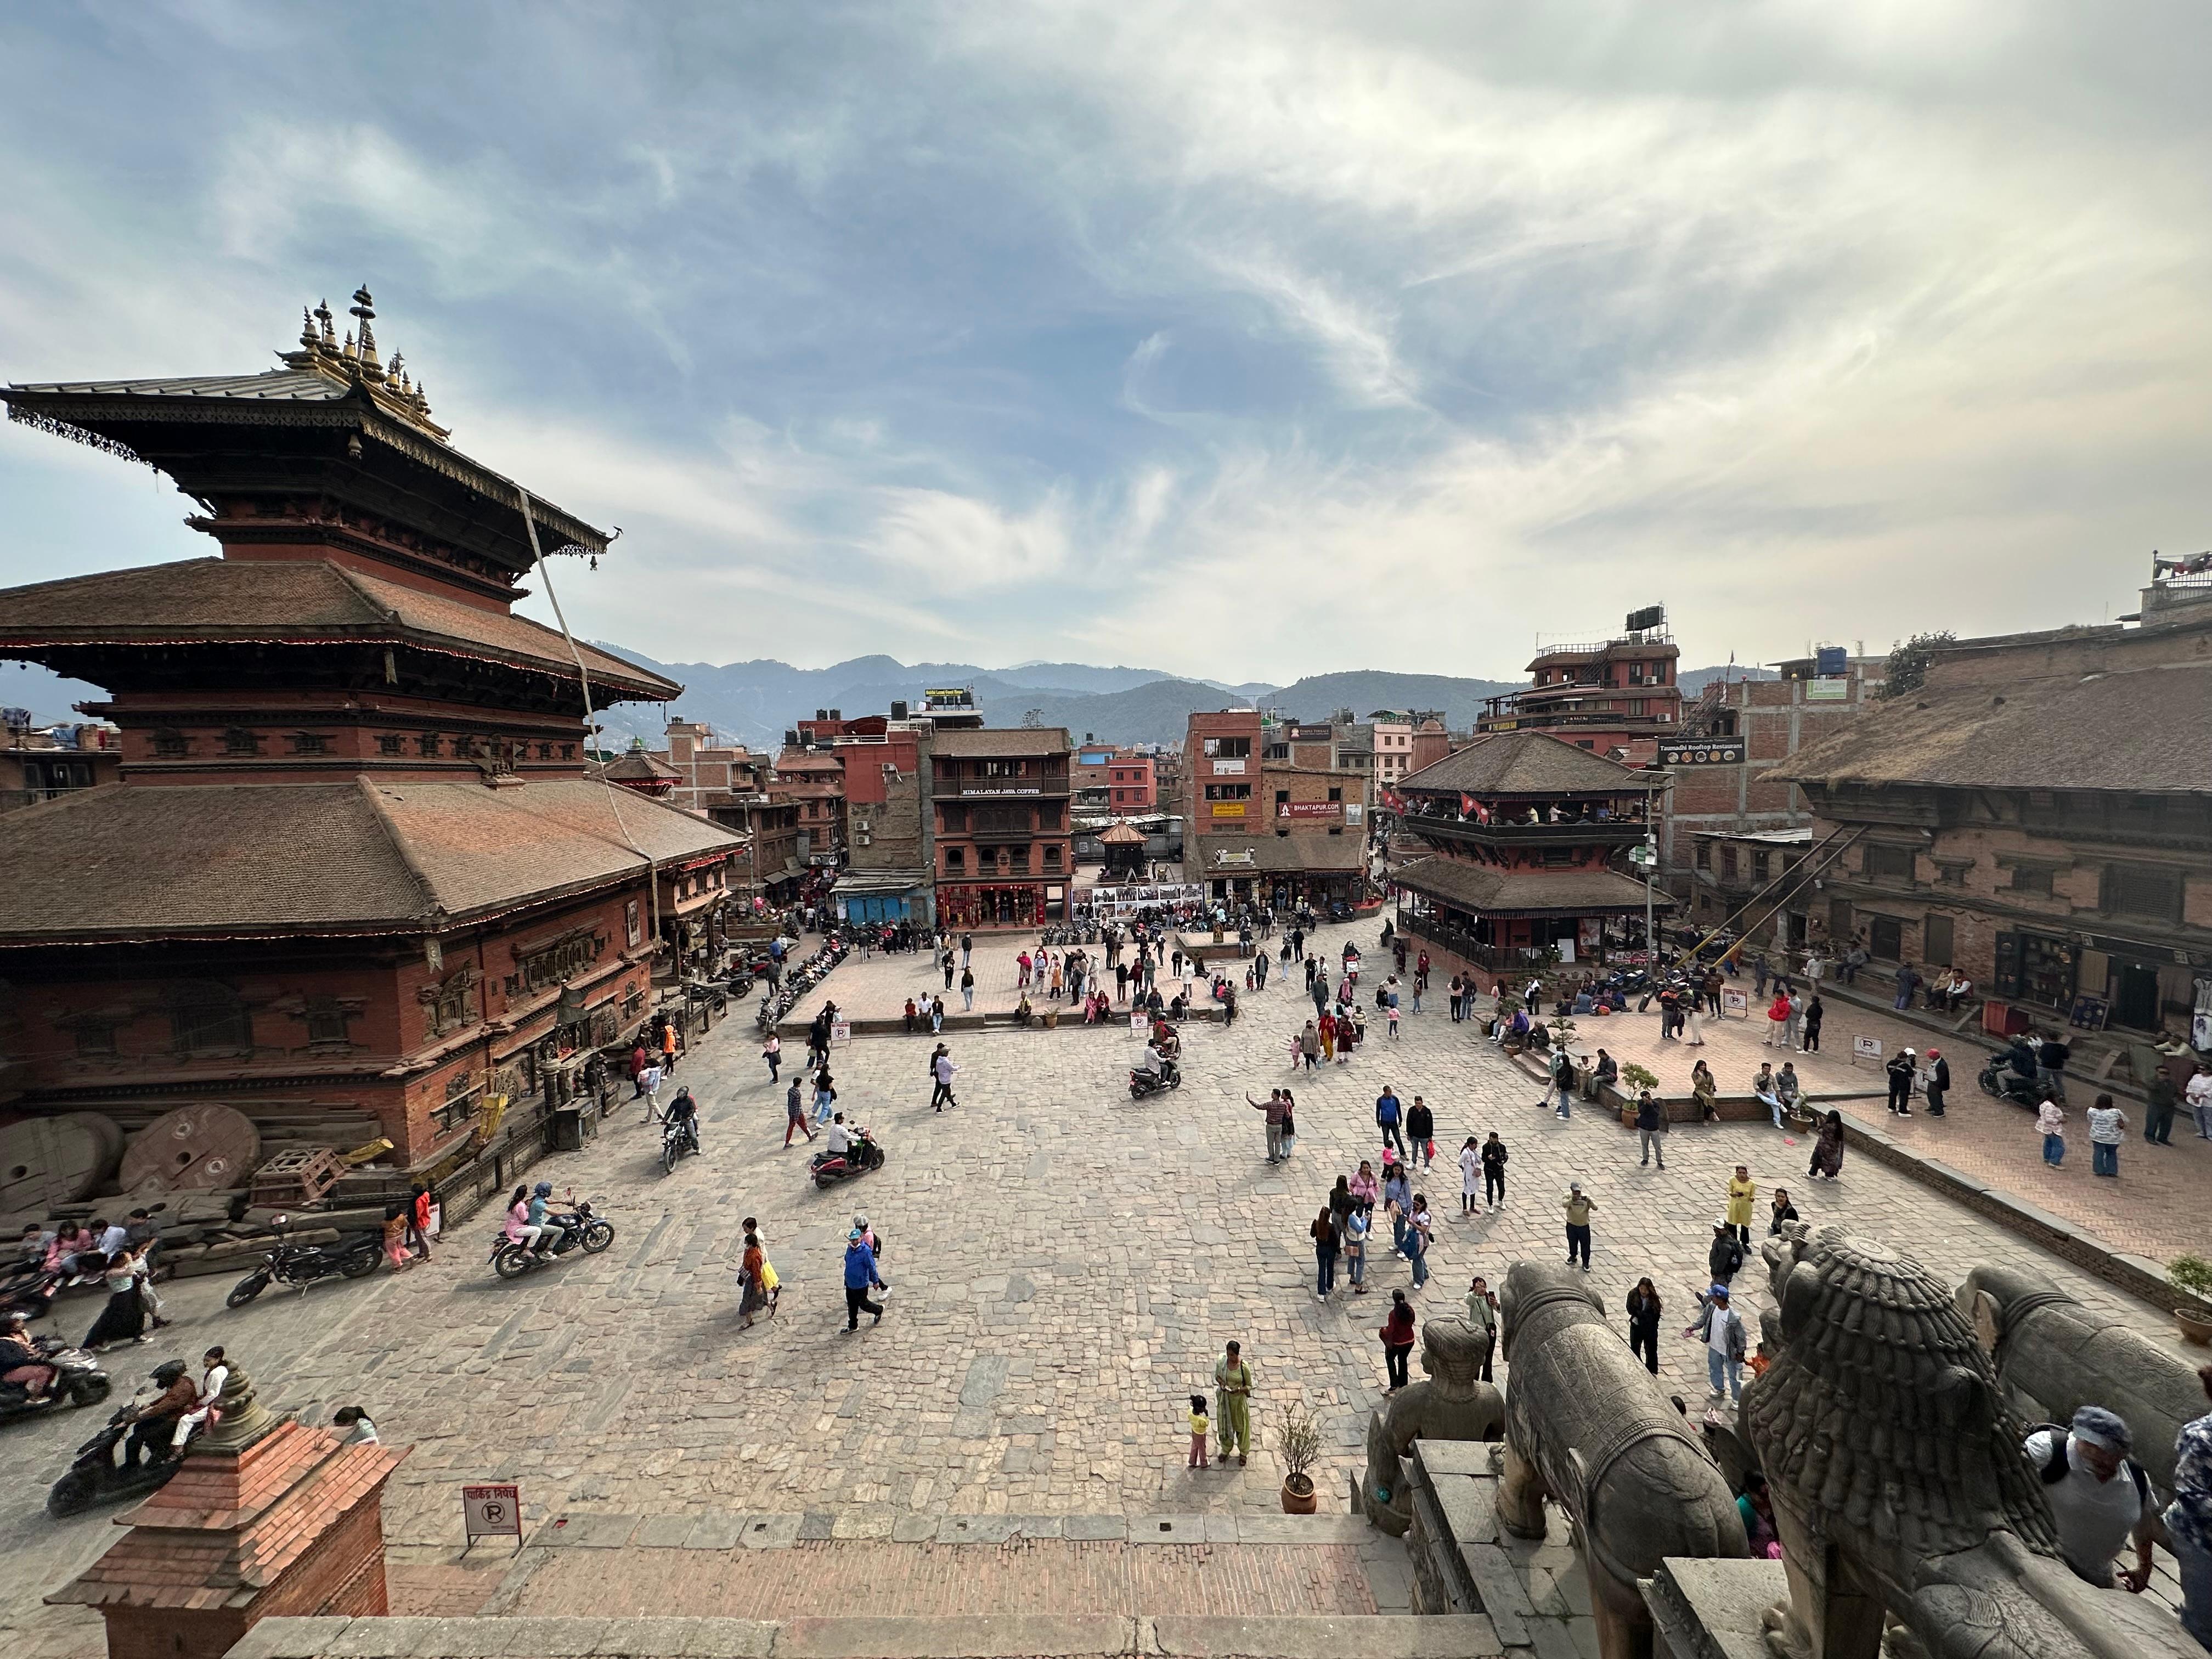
[518,1510,1377,1548]
[231,1612,1504,1659]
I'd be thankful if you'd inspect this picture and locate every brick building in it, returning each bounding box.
[0,290,739,1169]
[930,726,1074,928]
[1475,608,1681,762]
[1660,661,1880,941]
[1771,566,2212,1040]
[1185,709,1368,906]
[771,746,846,871]
[839,718,934,927]
[1390,730,1667,984]
[1,719,122,813]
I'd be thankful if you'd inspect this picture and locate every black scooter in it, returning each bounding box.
[1977,1056,2042,1108]
[46,1362,196,1516]
[0,1339,111,1425]
[226,1231,382,1308]
[1129,1064,1182,1100]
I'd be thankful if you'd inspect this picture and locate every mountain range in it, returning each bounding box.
[1,652,1767,752]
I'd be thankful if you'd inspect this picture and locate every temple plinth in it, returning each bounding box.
[49,1367,408,1659]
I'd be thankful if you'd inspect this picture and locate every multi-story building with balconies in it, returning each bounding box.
[1475,608,1681,763]
[1390,730,1669,986]
[930,726,1073,928]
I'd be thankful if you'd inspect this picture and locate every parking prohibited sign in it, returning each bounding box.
[1852,1036,1883,1063]
[463,1483,522,1550]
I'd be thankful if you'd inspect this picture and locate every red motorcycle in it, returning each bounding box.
[811,1127,885,1188]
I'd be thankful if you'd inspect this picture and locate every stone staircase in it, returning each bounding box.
[340,1503,1595,1659]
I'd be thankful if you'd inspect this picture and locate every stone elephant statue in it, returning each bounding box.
[1359,1315,1502,1537]
[1959,1262,2202,1499]
[1496,1262,1747,1659]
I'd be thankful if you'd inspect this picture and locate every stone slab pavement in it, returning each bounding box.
[2,917,2191,1658]
[1558,980,2212,1264]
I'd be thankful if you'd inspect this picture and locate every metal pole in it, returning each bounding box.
[1644,833,1656,969]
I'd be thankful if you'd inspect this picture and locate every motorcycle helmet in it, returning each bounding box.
[532,1181,554,1198]
[151,1359,189,1388]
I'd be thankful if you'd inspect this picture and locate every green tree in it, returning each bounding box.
[1877,631,1956,699]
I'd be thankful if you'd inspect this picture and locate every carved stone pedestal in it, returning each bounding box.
[1641,1558,1790,1659]
[47,1366,408,1659]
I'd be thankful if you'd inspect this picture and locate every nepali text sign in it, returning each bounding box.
[462,1483,522,1547]
[1211,803,1247,818]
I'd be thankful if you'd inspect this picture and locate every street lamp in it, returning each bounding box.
[1631,833,1658,968]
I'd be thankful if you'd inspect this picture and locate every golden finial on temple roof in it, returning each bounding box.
[300,307,319,351]
[316,298,336,345]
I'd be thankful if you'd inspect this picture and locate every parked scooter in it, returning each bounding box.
[0,1338,110,1425]
[810,1127,884,1188]
[226,1229,382,1308]
[488,1200,614,1280]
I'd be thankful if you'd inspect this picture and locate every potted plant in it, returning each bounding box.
[2170,1255,2212,1345]
[1276,1403,1323,1514]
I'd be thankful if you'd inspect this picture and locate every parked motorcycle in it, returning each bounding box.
[1,1266,66,1325]
[1128,1066,1183,1101]
[1977,1056,2042,1108]
[0,1339,110,1424]
[225,1230,382,1308]
[488,1201,614,1280]
[810,1127,884,1188]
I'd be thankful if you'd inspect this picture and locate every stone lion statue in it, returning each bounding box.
[1359,1315,1502,1537]
[1745,1228,2194,1659]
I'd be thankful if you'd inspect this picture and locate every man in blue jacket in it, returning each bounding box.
[1375,1086,1406,1161]
[843,1229,886,1332]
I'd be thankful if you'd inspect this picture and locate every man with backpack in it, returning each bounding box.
[2022,1406,2157,1591]
[1547,1047,1576,1119]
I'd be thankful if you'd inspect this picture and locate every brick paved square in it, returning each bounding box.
[3,919,2192,1657]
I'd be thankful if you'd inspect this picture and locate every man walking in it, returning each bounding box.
[842,1228,886,1332]
[783,1077,815,1147]
[929,1045,958,1112]
[1249,1090,1290,1164]
[1925,1047,1950,1117]
[1893,961,1920,1011]
[1548,1047,1576,1119]
[1213,1340,1254,1468]
[1375,1085,1407,1161]
[1634,1090,1667,1169]
[1689,1284,1747,1403]
[1481,1133,1508,1209]
[1561,1182,1594,1269]
[2146,1068,2179,1146]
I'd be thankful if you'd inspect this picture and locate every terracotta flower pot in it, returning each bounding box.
[2177,1307,2212,1346]
[1280,1473,1317,1514]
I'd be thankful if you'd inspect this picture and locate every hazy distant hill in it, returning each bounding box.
[0,647,1773,757]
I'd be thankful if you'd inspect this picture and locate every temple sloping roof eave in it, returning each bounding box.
[1397,729,1664,797]
[0,778,743,946]
[1394,855,1669,919]
[0,557,675,702]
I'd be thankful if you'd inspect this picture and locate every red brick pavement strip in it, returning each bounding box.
[1567,995,2212,1265]
[506,1541,1380,1620]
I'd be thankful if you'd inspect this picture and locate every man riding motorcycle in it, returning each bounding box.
[1137,1041,1181,1087]
[664,1088,701,1156]
[125,1359,196,1468]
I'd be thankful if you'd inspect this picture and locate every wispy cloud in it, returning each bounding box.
[2,1,2208,681]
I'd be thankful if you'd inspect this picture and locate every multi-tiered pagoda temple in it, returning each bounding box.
[0,289,741,1167]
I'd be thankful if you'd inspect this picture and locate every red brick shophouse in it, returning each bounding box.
[0,291,739,1169]
[931,726,1073,927]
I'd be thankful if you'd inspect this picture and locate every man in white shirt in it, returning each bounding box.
[823,1113,853,1159]
[2022,1406,2155,1591]
[96,1218,130,1257]
[2189,1062,2212,1140]
[173,1347,230,1448]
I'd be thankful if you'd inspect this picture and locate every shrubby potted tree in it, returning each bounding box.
[1276,1403,1323,1514]
[2170,1255,2212,1345]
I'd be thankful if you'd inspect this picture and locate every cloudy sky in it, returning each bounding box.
[3,2,2207,683]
